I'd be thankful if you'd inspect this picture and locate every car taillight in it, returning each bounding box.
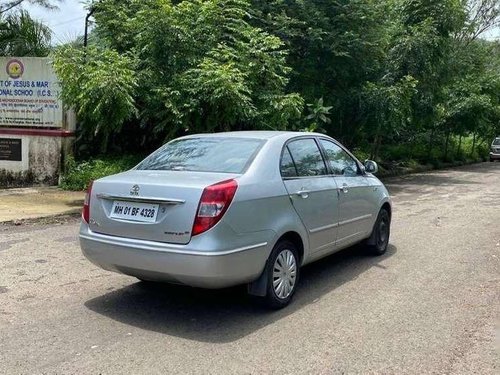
[192,179,238,236]
[82,181,94,223]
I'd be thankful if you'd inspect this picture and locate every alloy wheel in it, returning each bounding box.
[272,249,297,299]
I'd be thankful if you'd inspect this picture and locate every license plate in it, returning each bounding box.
[110,201,159,223]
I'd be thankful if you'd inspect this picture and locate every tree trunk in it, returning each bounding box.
[370,134,378,160]
[374,136,382,161]
[444,129,450,160]
[427,127,435,159]
[456,135,462,157]
[471,132,476,157]
[371,120,383,160]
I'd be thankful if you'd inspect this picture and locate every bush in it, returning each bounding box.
[60,155,143,191]
[352,148,370,163]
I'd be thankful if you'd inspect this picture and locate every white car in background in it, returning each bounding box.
[490,137,500,162]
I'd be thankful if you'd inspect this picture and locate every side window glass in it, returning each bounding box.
[287,139,327,177]
[280,147,297,178]
[320,139,359,177]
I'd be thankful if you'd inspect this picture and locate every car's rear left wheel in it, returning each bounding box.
[263,240,300,309]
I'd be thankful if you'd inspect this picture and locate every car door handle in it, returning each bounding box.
[295,190,310,199]
[339,184,349,193]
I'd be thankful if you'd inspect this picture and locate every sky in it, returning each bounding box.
[24,0,500,44]
[23,0,89,45]
[484,27,500,40]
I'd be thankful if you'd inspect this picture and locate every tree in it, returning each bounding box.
[456,0,500,44]
[0,10,52,56]
[361,76,417,160]
[53,46,138,151]
[0,0,60,15]
[387,0,465,157]
[54,0,303,152]
[440,37,500,158]
[52,0,500,163]
[250,0,392,144]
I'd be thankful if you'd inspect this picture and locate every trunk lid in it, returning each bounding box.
[89,170,238,244]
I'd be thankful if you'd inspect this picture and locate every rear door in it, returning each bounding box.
[281,138,339,253]
[318,139,374,247]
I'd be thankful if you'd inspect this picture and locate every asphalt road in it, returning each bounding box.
[1,163,499,374]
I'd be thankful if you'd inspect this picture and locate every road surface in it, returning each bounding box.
[1,163,499,374]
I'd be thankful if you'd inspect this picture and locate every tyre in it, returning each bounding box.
[366,209,391,256]
[262,240,300,309]
[136,278,157,286]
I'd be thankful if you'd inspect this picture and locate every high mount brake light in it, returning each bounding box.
[192,179,238,236]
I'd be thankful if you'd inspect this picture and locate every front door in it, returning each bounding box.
[281,138,339,253]
[318,139,374,247]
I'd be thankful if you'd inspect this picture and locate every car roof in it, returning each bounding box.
[182,131,325,140]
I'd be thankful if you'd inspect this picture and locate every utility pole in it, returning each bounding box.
[84,6,96,48]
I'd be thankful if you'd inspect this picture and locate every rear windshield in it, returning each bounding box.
[493,138,500,145]
[136,137,264,173]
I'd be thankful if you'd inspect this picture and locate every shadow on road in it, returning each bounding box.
[85,244,397,343]
[384,162,500,195]
[385,175,479,195]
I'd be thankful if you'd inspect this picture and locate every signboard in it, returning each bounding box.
[0,57,63,128]
[0,138,22,161]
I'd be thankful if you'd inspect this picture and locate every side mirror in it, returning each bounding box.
[364,160,378,174]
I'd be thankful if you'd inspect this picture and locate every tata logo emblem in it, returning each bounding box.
[130,185,140,196]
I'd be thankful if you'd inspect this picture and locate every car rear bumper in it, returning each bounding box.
[79,223,270,288]
[490,152,500,160]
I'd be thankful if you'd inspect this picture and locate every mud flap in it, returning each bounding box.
[366,225,377,246]
[247,268,268,297]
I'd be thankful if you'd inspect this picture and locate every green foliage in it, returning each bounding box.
[251,0,392,141]
[49,0,500,165]
[303,98,332,132]
[137,0,303,136]
[0,0,60,15]
[52,46,138,150]
[61,155,142,191]
[53,0,303,153]
[361,76,418,158]
[0,10,52,56]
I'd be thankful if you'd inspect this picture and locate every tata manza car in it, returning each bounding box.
[80,131,392,308]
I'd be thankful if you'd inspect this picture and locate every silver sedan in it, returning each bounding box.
[80,131,392,308]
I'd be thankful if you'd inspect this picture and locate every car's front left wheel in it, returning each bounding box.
[263,240,300,309]
[366,208,391,256]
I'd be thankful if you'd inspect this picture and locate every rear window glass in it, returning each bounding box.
[286,139,327,177]
[280,147,298,177]
[493,138,500,145]
[136,137,264,173]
